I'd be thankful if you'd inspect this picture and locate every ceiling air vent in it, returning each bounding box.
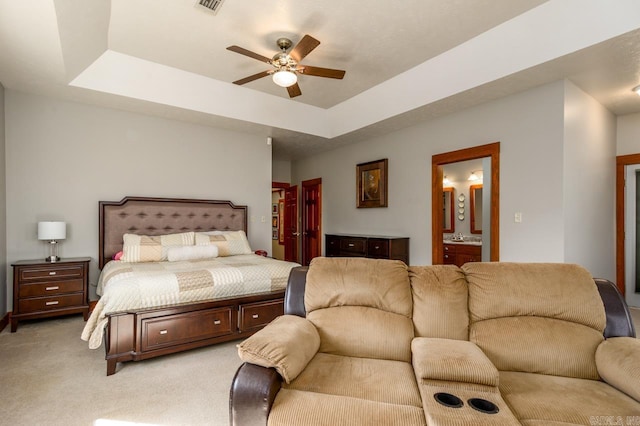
[198,0,225,14]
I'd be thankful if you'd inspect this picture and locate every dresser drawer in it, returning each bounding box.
[18,293,85,313]
[339,238,367,255]
[142,307,233,351]
[19,264,84,282]
[239,299,284,331]
[367,239,390,258]
[18,278,84,297]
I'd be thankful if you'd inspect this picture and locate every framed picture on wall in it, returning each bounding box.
[357,158,388,208]
[272,203,278,214]
[278,198,285,244]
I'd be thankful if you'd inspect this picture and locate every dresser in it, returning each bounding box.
[443,243,481,267]
[325,234,410,264]
[11,257,91,332]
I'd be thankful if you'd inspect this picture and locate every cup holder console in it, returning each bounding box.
[433,392,463,408]
[468,398,500,414]
[433,393,499,414]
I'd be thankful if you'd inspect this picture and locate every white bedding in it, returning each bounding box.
[81,254,300,349]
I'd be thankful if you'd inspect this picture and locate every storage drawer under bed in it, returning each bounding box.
[141,307,233,351]
[239,299,284,332]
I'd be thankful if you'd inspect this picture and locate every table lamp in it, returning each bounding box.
[38,221,66,262]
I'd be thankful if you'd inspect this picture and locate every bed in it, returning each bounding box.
[81,196,299,376]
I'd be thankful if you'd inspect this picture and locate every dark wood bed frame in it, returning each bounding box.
[99,196,285,376]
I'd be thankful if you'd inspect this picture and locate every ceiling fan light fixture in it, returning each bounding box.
[633,85,640,96]
[272,70,297,88]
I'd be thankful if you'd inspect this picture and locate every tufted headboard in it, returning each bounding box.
[99,196,248,269]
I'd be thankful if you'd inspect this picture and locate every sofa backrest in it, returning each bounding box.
[304,257,414,362]
[409,265,469,341]
[463,262,606,380]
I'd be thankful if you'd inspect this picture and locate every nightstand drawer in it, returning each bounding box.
[18,293,85,313]
[18,278,84,297]
[19,264,84,282]
[239,299,284,331]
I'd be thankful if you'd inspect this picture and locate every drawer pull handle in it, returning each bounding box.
[252,314,259,319]
[45,301,59,306]
[49,272,56,276]
[45,286,59,291]
[214,320,221,325]
[374,245,380,249]
[159,330,168,335]
[348,243,354,247]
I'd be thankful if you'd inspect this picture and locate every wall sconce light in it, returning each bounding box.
[633,85,640,96]
[468,171,480,181]
[443,175,451,185]
[38,221,66,262]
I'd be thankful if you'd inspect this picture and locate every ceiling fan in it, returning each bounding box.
[226,34,346,98]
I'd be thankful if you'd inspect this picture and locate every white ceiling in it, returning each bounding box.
[1,0,640,160]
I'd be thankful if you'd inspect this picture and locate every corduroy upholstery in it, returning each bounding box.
[232,259,640,426]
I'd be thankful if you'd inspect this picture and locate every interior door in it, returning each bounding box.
[284,185,298,263]
[302,178,322,266]
[625,164,640,307]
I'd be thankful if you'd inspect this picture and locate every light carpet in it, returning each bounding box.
[2,309,639,426]
[0,316,243,426]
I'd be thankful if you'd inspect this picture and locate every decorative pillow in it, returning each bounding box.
[121,231,195,263]
[112,251,123,261]
[195,230,252,256]
[167,245,219,262]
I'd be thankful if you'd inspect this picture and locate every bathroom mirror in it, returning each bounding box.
[470,184,483,234]
[443,187,454,233]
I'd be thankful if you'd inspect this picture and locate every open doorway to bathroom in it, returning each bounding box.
[432,143,500,265]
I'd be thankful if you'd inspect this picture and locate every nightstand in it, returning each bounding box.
[11,257,91,332]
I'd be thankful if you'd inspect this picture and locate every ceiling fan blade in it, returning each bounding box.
[297,65,346,79]
[289,35,320,62]
[287,83,302,98]
[226,46,272,64]
[232,70,271,85]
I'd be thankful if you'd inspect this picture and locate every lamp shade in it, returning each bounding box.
[38,221,66,240]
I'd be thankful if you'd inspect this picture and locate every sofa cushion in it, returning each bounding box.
[596,337,640,402]
[412,338,499,387]
[307,305,414,362]
[237,315,320,384]
[268,389,426,426]
[305,257,412,317]
[284,352,422,407]
[409,265,468,340]
[499,371,640,425]
[464,262,606,379]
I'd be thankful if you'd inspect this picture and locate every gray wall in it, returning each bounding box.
[0,83,6,318]
[618,112,640,156]
[5,91,273,304]
[292,80,617,280]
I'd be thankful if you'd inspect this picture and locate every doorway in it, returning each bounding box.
[616,153,640,306]
[302,178,322,266]
[432,142,500,265]
[272,182,298,263]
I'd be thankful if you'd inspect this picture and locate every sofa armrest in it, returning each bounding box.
[595,278,636,338]
[237,314,320,384]
[596,337,640,402]
[412,337,499,387]
[229,362,281,426]
[284,266,308,317]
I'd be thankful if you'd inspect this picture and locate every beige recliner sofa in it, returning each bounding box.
[230,258,640,425]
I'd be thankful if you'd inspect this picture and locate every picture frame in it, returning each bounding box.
[357,158,388,208]
[272,216,278,228]
[278,198,285,244]
[272,203,278,214]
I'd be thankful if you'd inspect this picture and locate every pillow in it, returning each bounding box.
[121,231,195,263]
[195,230,252,256]
[167,245,219,262]
[112,251,123,261]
